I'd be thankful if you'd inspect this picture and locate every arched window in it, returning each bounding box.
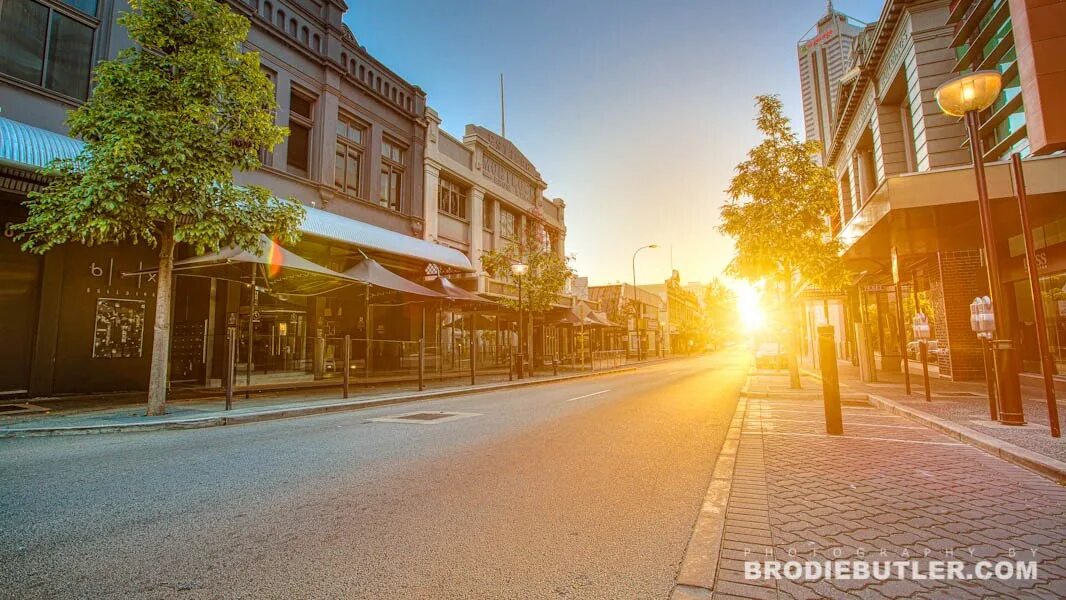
[341,52,347,67]
[275,9,284,28]
[357,64,364,79]
[312,34,320,52]
[288,18,297,36]
[262,1,272,20]
[300,26,309,45]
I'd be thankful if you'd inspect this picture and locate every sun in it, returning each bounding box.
[727,279,765,332]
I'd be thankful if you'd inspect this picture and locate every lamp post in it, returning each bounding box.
[511,262,528,379]
[632,244,658,361]
[936,71,1025,426]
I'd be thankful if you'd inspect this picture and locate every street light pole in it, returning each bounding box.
[632,244,658,361]
[511,262,528,379]
[937,71,1025,426]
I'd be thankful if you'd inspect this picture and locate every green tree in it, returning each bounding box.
[481,221,574,361]
[14,0,304,415]
[720,95,846,388]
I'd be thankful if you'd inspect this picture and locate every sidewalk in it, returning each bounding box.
[817,359,1066,465]
[673,370,1066,599]
[0,362,651,437]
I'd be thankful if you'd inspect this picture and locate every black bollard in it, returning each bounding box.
[818,326,843,435]
[919,340,931,402]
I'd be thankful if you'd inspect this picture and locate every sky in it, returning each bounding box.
[343,0,884,286]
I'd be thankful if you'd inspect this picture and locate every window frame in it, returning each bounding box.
[437,178,468,221]
[285,86,315,177]
[500,208,518,241]
[379,137,406,213]
[0,0,98,102]
[334,112,366,199]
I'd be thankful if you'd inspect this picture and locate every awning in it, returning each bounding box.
[301,204,473,272]
[125,236,359,296]
[0,116,474,273]
[342,258,444,298]
[425,276,497,305]
[0,116,84,171]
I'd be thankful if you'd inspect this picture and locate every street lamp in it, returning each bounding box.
[935,71,1025,426]
[632,244,658,361]
[511,262,528,379]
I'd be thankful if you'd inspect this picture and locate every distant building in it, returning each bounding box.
[588,284,665,359]
[641,271,703,354]
[797,3,866,161]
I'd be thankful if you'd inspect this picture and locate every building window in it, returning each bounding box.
[0,0,95,101]
[286,88,314,176]
[483,197,494,231]
[437,179,467,219]
[334,113,364,198]
[379,139,404,212]
[500,208,517,240]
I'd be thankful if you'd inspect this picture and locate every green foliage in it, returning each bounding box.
[14,0,304,254]
[703,279,738,344]
[481,221,574,313]
[720,95,847,293]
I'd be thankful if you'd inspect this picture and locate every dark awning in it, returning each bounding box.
[124,236,360,296]
[342,258,444,298]
[425,276,497,305]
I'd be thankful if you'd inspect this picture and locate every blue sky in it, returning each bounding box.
[343,0,884,285]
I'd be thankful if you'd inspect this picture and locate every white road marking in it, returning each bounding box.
[567,390,611,402]
[668,371,680,375]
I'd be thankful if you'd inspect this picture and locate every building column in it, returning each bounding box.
[422,163,440,243]
[928,249,986,381]
[469,185,485,276]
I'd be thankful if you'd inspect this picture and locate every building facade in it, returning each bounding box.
[588,283,664,358]
[1,0,581,396]
[823,0,1066,383]
[798,4,866,161]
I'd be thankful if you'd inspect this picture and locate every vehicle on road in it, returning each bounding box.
[906,339,944,362]
[754,341,787,370]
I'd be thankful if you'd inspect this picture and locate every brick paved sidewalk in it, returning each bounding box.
[701,372,1066,599]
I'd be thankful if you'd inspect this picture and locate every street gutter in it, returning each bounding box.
[0,362,663,438]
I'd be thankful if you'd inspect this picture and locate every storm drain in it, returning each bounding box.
[368,411,480,425]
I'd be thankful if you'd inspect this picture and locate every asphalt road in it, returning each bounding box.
[0,349,748,599]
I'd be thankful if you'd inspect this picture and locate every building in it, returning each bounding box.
[797,3,867,161]
[0,0,578,397]
[639,271,705,354]
[588,283,665,359]
[822,0,1066,384]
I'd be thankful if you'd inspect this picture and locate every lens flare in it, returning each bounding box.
[728,280,765,332]
[267,239,284,278]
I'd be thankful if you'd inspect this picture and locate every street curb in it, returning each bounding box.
[670,376,749,599]
[0,365,646,438]
[866,393,1066,485]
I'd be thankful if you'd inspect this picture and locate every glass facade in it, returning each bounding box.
[0,0,94,101]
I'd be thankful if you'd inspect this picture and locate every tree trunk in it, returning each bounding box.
[146,221,176,415]
[784,272,802,390]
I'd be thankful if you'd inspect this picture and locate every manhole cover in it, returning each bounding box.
[396,412,454,421]
[368,411,480,425]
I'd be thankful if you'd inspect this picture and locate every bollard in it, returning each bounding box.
[919,340,931,402]
[418,338,425,392]
[342,335,351,399]
[818,326,843,435]
[224,325,237,410]
[553,354,558,376]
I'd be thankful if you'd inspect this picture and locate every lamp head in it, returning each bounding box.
[511,263,529,276]
[648,244,659,249]
[935,71,1002,117]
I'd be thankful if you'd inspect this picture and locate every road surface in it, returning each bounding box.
[1,350,747,599]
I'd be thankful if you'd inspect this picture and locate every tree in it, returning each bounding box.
[703,279,738,349]
[481,220,574,360]
[14,0,304,415]
[720,95,846,388]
